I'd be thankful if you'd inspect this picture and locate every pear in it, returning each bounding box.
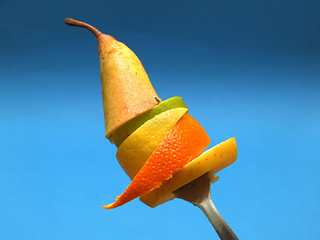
[65,18,160,140]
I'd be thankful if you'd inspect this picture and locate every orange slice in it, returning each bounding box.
[103,113,211,209]
[140,137,237,207]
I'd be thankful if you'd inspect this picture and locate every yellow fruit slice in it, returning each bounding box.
[140,137,237,207]
[111,96,188,147]
[116,107,188,179]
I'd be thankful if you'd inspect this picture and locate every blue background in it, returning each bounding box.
[1,0,319,239]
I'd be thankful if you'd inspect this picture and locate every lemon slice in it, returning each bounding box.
[117,107,188,179]
[140,137,237,207]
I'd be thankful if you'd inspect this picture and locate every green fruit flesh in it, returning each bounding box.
[111,96,188,147]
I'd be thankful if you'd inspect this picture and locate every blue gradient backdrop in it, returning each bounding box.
[1,0,320,239]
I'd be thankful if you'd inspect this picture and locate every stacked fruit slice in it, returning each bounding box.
[104,97,236,209]
[65,18,237,209]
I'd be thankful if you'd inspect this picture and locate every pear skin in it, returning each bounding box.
[65,18,160,140]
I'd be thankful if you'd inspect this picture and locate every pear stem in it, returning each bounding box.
[65,18,102,38]
[154,96,161,104]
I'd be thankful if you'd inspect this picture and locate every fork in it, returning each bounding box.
[174,173,239,240]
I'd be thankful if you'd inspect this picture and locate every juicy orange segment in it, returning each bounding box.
[103,113,211,209]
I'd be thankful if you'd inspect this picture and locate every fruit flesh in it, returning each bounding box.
[140,137,237,207]
[111,96,187,147]
[117,107,188,179]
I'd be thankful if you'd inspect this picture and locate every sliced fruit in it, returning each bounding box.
[104,113,210,209]
[111,97,187,147]
[116,107,188,179]
[140,137,237,207]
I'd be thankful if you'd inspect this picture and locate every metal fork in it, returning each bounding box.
[174,173,239,240]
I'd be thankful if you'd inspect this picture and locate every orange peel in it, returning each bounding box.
[104,113,210,209]
[116,108,188,179]
[140,137,237,207]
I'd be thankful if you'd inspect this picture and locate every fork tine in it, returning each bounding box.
[174,173,238,240]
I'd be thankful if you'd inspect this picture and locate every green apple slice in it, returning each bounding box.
[110,96,187,147]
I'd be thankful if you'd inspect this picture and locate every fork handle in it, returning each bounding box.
[196,197,239,240]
